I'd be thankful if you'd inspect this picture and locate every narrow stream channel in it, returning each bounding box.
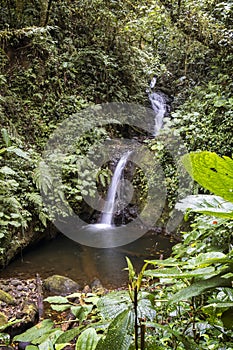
[0,232,174,289]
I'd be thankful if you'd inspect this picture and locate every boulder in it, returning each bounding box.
[43,275,81,296]
[91,278,105,295]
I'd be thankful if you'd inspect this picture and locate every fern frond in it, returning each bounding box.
[25,192,43,207]
[33,161,53,195]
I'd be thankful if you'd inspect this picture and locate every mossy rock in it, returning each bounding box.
[91,278,105,295]
[0,311,8,326]
[0,289,16,305]
[43,275,81,296]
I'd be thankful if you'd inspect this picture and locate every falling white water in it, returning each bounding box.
[100,151,131,226]
[149,92,167,136]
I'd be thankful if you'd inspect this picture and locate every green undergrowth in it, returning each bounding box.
[0,151,232,349]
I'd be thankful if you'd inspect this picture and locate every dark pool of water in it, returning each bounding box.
[0,232,174,289]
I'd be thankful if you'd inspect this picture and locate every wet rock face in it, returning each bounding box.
[43,275,81,296]
[0,224,58,270]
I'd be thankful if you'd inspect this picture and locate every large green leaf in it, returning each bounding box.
[1,128,11,147]
[145,258,181,267]
[44,296,69,304]
[137,293,156,321]
[95,309,134,350]
[71,305,93,323]
[55,326,82,344]
[176,194,233,219]
[13,320,54,343]
[144,266,216,279]
[169,275,232,304]
[75,328,99,350]
[97,291,132,320]
[0,166,16,175]
[185,252,232,268]
[7,146,29,159]
[38,340,54,350]
[50,304,71,312]
[182,152,233,203]
[33,329,63,346]
[125,257,136,283]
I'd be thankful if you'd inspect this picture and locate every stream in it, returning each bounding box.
[0,80,174,290]
[0,231,174,289]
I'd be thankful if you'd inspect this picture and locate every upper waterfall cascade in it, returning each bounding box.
[149,92,167,135]
[148,77,168,136]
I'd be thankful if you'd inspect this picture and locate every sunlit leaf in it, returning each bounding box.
[7,146,29,159]
[144,266,216,279]
[1,128,11,147]
[125,257,136,283]
[182,152,233,203]
[44,296,69,304]
[0,166,16,175]
[176,195,233,219]
[186,252,232,268]
[169,275,232,304]
[50,304,71,312]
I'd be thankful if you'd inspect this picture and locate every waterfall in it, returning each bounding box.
[100,151,131,226]
[149,92,167,136]
[148,75,168,136]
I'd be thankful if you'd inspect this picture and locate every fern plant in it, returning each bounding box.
[0,129,29,240]
[0,128,49,262]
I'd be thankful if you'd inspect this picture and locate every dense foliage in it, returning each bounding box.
[4,151,232,350]
[0,0,232,348]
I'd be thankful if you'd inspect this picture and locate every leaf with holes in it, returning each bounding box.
[182,152,233,203]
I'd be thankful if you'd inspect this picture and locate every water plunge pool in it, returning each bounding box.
[0,231,174,289]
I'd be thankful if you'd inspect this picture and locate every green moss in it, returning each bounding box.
[0,311,7,326]
[0,289,16,305]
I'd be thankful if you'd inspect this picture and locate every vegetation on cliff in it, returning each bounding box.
[0,0,232,348]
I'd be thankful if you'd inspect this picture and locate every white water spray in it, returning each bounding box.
[100,151,131,226]
[149,92,167,136]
